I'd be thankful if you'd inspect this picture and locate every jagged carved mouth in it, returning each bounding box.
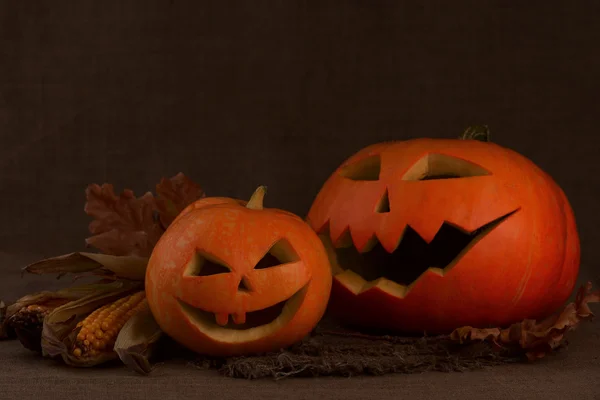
[326,209,520,289]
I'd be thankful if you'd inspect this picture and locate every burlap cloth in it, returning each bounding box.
[185,320,524,380]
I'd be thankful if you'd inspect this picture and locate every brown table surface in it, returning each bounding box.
[1,252,599,400]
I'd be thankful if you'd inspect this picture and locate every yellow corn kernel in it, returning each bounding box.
[76,304,104,328]
[71,291,147,359]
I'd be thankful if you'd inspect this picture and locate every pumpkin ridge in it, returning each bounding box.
[509,159,538,308]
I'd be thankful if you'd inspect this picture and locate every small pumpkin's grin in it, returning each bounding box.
[177,284,307,332]
[184,299,287,330]
[329,208,520,287]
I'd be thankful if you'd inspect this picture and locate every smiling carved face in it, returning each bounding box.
[146,188,332,357]
[307,134,580,333]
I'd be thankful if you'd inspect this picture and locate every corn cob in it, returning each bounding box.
[10,298,73,329]
[8,300,72,351]
[11,304,54,326]
[71,291,147,359]
[0,301,9,340]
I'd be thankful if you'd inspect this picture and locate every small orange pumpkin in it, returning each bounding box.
[146,187,332,356]
[307,127,580,333]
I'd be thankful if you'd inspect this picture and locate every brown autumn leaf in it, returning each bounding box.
[84,173,204,257]
[155,172,205,229]
[450,282,600,361]
[84,184,161,257]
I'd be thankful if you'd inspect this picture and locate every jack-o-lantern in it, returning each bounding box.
[146,187,332,356]
[307,127,580,333]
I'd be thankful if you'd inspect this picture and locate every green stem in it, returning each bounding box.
[459,125,491,142]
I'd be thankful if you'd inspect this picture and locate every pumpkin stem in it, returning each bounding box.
[247,186,267,210]
[459,125,491,142]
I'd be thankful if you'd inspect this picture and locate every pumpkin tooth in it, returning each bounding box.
[215,313,229,326]
[232,312,246,325]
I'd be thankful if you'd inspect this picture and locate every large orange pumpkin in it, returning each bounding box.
[306,127,580,333]
[146,187,332,356]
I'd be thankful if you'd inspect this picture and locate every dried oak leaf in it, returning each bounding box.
[155,172,205,229]
[84,173,204,258]
[84,184,162,257]
[450,282,600,361]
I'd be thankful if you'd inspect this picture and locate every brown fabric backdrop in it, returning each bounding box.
[1,2,600,399]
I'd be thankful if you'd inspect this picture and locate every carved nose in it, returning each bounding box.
[238,277,251,292]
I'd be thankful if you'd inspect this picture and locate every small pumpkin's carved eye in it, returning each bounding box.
[186,252,231,276]
[402,153,490,181]
[339,155,381,181]
[254,253,282,270]
[254,238,301,270]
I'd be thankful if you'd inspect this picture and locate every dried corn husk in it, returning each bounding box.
[14,252,160,369]
[3,284,111,351]
[6,283,118,318]
[114,303,164,375]
[41,279,143,367]
[0,301,11,340]
[23,252,148,281]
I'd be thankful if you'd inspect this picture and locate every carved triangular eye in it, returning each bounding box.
[340,155,381,181]
[186,252,231,276]
[254,238,300,270]
[401,153,490,181]
[254,253,281,270]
